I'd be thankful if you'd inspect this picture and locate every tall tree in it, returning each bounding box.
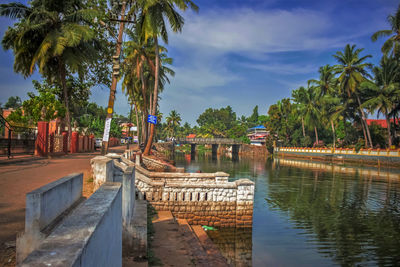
[371,4,400,57]
[166,110,181,137]
[138,0,199,155]
[333,44,373,148]
[361,56,400,147]
[1,0,101,144]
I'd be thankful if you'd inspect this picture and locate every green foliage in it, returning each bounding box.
[197,106,237,137]
[7,90,65,126]
[4,96,22,109]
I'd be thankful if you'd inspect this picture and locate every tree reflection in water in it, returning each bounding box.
[174,152,400,266]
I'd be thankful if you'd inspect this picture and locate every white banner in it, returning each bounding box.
[102,118,112,142]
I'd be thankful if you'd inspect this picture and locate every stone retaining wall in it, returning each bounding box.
[133,154,254,228]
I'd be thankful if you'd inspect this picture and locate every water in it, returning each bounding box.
[173,153,400,267]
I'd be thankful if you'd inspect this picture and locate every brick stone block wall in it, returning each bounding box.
[134,161,254,228]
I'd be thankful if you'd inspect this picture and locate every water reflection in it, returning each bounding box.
[207,228,252,267]
[174,152,400,266]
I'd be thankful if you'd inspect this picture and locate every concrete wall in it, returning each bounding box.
[21,183,122,267]
[17,173,83,264]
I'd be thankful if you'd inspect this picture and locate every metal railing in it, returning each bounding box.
[0,114,37,158]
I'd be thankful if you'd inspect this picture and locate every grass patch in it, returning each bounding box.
[147,204,162,266]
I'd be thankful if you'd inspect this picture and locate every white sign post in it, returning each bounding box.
[102,117,112,142]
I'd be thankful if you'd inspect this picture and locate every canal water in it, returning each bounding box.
[173,152,400,267]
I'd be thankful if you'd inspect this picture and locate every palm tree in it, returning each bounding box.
[1,0,100,144]
[371,4,400,57]
[309,65,336,97]
[302,86,322,145]
[166,110,181,137]
[292,87,307,137]
[138,0,199,155]
[361,56,400,147]
[333,44,373,148]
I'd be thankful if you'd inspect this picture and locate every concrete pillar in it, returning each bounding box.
[191,144,196,160]
[49,133,54,153]
[62,131,68,153]
[232,144,240,162]
[35,121,49,157]
[71,132,79,153]
[122,166,135,227]
[212,144,218,159]
[90,156,114,191]
[135,152,142,165]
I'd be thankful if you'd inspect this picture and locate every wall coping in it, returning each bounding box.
[136,164,228,179]
[21,182,122,267]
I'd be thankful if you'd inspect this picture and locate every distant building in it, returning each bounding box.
[186,134,196,139]
[247,125,269,146]
[366,119,399,129]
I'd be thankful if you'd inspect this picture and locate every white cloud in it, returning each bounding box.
[171,8,342,55]
[238,62,318,75]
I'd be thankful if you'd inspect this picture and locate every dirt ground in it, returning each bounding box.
[0,150,103,266]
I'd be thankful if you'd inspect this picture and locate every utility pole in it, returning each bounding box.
[101,1,127,155]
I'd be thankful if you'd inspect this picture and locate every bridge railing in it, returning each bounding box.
[175,137,242,145]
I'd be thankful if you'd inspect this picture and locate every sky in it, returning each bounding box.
[0,0,398,125]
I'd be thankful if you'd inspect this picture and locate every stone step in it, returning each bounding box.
[177,219,229,267]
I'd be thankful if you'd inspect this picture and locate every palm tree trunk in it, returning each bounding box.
[356,94,373,148]
[58,59,71,151]
[385,112,392,147]
[134,102,140,143]
[302,117,305,137]
[361,119,368,147]
[331,120,335,148]
[314,126,319,146]
[144,36,160,155]
[140,69,148,146]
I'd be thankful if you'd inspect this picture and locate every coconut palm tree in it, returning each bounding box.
[166,110,181,138]
[302,86,322,145]
[371,4,400,57]
[138,0,199,155]
[292,87,307,137]
[309,65,336,97]
[1,0,101,144]
[333,44,373,148]
[361,56,400,147]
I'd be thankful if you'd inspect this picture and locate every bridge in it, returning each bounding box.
[174,138,242,159]
[174,137,242,145]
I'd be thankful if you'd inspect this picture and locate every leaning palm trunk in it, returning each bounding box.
[58,59,71,151]
[134,103,140,144]
[140,70,148,146]
[356,94,373,148]
[385,113,392,147]
[360,119,368,148]
[331,121,336,149]
[144,36,160,155]
[302,117,305,137]
[314,126,319,146]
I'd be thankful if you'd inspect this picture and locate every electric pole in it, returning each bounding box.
[101,1,127,155]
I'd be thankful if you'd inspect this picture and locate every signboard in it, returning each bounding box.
[134,136,139,143]
[102,117,112,142]
[130,126,137,132]
[147,115,157,125]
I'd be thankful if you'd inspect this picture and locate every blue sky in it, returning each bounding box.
[0,0,398,125]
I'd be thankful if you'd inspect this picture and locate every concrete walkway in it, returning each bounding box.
[152,211,229,267]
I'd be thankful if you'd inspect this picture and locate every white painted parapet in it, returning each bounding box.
[21,182,122,267]
[16,173,83,264]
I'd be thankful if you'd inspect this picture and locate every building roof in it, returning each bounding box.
[366,119,399,128]
[249,125,266,130]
